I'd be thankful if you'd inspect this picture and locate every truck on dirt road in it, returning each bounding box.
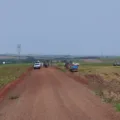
[65,61,79,72]
[33,62,41,69]
[43,61,49,68]
[69,64,79,72]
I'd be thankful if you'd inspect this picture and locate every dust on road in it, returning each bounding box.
[0,68,119,120]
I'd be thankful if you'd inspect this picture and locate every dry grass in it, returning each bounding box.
[57,63,120,110]
[78,65,120,109]
[79,66,120,81]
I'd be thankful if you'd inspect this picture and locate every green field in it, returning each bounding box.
[0,64,31,88]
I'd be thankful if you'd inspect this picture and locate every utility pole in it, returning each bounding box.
[17,44,21,62]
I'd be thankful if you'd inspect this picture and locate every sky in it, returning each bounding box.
[0,0,120,55]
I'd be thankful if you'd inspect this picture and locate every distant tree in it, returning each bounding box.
[25,56,36,62]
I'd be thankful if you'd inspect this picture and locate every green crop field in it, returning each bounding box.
[0,64,31,88]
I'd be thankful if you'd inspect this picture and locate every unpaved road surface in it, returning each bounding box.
[0,68,119,120]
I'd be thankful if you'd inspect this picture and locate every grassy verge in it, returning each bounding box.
[56,63,66,72]
[79,65,120,81]
[0,64,31,88]
[115,103,120,112]
[79,65,120,111]
[56,62,120,111]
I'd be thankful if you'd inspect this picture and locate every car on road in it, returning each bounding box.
[43,61,49,68]
[33,62,41,69]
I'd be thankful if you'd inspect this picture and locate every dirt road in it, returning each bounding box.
[0,68,119,120]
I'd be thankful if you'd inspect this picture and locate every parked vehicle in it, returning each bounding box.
[113,62,120,66]
[64,61,79,72]
[69,64,79,72]
[43,61,49,68]
[33,62,41,69]
[65,62,70,69]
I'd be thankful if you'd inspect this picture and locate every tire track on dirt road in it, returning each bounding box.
[47,70,91,120]
[0,68,119,120]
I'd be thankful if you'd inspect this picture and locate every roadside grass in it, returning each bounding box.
[60,68,66,72]
[80,62,112,66]
[57,62,65,67]
[115,103,120,112]
[56,62,66,72]
[58,66,66,72]
[0,64,31,88]
[79,63,120,111]
[56,61,120,79]
[56,62,120,80]
[79,65,120,81]
[56,62,120,111]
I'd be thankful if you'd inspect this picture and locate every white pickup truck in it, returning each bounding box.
[33,62,41,69]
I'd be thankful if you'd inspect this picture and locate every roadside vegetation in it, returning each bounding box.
[0,64,31,88]
[57,62,66,72]
[56,60,120,111]
[79,64,120,104]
